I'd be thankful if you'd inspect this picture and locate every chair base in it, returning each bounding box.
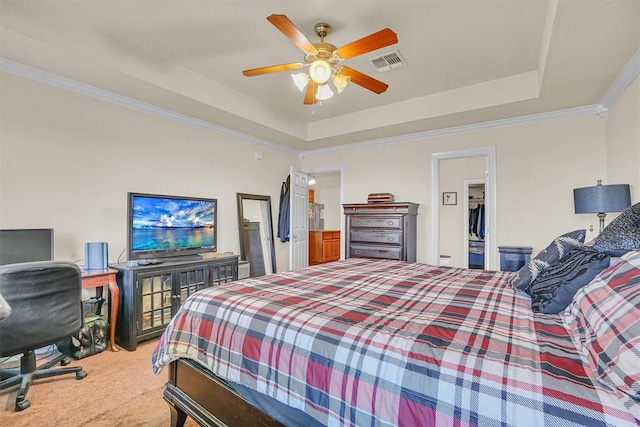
[0,350,87,411]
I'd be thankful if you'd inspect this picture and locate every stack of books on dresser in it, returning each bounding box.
[367,193,395,203]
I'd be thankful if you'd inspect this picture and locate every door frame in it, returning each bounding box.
[431,147,497,269]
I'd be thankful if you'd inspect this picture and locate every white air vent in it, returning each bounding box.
[368,50,407,72]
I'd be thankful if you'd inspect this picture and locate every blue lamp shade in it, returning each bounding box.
[573,182,631,214]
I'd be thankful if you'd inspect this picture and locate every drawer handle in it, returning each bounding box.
[387,221,394,226]
[387,236,394,241]
[354,250,361,254]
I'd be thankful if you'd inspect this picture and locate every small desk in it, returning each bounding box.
[81,268,119,352]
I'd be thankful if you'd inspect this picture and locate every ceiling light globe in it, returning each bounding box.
[316,84,334,100]
[309,60,332,84]
[333,73,351,93]
[291,73,309,92]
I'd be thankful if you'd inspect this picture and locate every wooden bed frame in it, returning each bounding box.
[165,359,285,427]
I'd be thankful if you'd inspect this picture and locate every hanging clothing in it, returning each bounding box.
[277,175,290,242]
[469,204,485,240]
[469,206,479,235]
[479,204,485,239]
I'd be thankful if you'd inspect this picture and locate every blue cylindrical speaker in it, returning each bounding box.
[85,242,108,270]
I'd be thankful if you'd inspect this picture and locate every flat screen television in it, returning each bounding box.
[0,228,54,265]
[127,192,217,261]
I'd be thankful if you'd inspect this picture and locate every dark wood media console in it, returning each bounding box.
[110,255,238,351]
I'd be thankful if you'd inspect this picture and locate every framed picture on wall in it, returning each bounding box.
[443,192,457,205]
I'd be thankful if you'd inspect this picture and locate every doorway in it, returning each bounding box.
[431,147,497,269]
[463,179,486,269]
[304,166,345,259]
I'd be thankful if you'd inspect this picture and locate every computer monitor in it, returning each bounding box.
[0,228,54,266]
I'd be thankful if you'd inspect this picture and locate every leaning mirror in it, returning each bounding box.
[236,193,277,277]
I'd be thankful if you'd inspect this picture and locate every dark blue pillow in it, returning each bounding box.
[509,229,586,291]
[526,246,610,314]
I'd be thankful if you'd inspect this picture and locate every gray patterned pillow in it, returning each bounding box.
[592,203,640,256]
[509,229,586,291]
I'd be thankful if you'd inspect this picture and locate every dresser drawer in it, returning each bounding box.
[349,216,402,230]
[349,230,402,245]
[498,246,532,272]
[348,245,403,260]
[500,253,530,272]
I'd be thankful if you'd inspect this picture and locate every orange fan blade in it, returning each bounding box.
[267,14,318,55]
[335,28,398,60]
[304,81,318,105]
[339,67,388,94]
[243,62,304,77]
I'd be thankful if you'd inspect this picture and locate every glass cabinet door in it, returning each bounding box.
[210,262,236,286]
[176,266,208,306]
[139,271,173,333]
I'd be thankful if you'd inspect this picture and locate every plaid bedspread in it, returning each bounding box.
[151,258,639,427]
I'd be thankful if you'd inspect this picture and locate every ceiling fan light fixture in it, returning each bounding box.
[316,84,334,100]
[309,60,332,84]
[243,16,397,105]
[333,73,351,93]
[291,72,309,92]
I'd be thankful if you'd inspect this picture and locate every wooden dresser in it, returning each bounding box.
[343,202,419,262]
[309,230,341,265]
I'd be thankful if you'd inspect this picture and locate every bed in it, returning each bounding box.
[151,250,640,427]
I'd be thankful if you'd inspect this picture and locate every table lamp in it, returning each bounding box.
[573,180,631,232]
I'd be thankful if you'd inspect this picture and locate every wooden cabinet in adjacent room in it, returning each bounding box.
[309,230,341,265]
[343,202,419,262]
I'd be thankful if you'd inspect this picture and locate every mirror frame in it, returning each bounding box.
[236,193,277,275]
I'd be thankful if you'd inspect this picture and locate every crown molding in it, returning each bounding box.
[0,57,300,156]
[1,57,625,160]
[302,104,600,157]
[598,49,640,109]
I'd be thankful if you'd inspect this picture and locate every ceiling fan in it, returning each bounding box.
[242,14,398,105]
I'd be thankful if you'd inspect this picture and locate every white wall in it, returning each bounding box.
[0,73,298,270]
[606,76,640,203]
[302,115,608,264]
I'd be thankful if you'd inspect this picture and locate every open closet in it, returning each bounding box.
[468,183,485,269]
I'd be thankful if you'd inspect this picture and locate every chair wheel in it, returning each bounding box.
[76,370,87,380]
[16,399,31,411]
[60,357,72,366]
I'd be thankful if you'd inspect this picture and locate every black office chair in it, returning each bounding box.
[0,261,87,411]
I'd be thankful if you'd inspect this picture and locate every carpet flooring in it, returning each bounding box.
[0,339,198,427]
